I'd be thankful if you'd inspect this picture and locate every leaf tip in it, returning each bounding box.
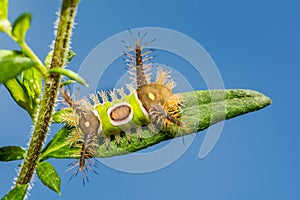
[12,12,32,42]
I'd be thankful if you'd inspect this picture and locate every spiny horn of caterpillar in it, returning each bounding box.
[61,87,101,183]
[124,30,155,89]
[60,86,75,108]
[124,31,183,133]
[77,129,99,185]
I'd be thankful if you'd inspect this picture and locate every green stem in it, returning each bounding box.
[19,41,47,77]
[6,32,47,78]
[15,0,80,187]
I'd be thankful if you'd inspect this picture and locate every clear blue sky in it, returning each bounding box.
[1,0,299,199]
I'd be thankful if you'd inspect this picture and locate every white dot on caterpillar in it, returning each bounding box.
[148,92,155,100]
[84,121,90,128]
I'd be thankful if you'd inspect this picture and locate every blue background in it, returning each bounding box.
[1,0,299,199]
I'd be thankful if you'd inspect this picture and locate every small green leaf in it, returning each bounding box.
[0,50,35,83]
[12,12,31,42]
[45,50,76,68]
[67,50,76,63]
[44,50,53,68]
[48,68,89,87]
[22,67,42,106]
[4,78,33,115]
[52,108,73,123]
[40,126,80,160]
[36,162,61,194]
[0,146,26,161]
[2,184,28,200]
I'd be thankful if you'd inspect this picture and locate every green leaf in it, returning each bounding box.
[0,146,26,161]
[44,50,76,68]
[41,89,271,160]
[67,50,76,63]
[1,50,39,118]
[48,68,89,87]
[44,50,53,69]
[44,50,53,68]
[22,67,42,106]
[2,184,28,200]
[12,13,31,42]
[60,80,76,88]
[40,126,80,160]
[36,162,61,194]
[0,50,35,83]
[4,78,33,115]
[0,0,11,33]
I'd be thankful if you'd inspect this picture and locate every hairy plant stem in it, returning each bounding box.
[16,0,80,186]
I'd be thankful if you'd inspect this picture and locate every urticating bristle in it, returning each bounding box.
[61,87,74,107]
[79,97,93,109]
[68,157,99,186]
[115,134,122,144]
[136,126,143,139]
[149,104,182,128]
[126,83,135,92]
[109,89,119,101]
[98,91,109,103]
[63,111,79,127]
[155,67,171,84]
[116,88,127,98]
[154,67,177,90]
[68,128,81,146]
[123,31,156,89]
[165,80,176,90]
[68,129,99,185]
[89,93,100,105]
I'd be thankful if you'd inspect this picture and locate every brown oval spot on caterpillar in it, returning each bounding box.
[110,105,131,121]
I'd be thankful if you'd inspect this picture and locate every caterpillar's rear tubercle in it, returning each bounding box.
[60,31,183,183]
[62,88,101,184]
